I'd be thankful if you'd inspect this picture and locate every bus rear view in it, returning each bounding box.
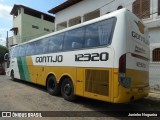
[113,9,149,103]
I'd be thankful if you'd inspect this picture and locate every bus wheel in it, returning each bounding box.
[47,76,60,96]
[11,71,15,81]
[61,78,76,101]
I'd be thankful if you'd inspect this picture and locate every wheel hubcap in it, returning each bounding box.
[49,80,55,90]
[64,83,71,95]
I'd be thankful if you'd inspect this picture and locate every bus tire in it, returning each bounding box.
[61,78,76,101]
[11,70,15,81]
[47,76,60,96]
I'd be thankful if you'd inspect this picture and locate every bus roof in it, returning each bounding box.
[14,8,130,47]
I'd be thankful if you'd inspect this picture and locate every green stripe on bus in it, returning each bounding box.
[21,57,31,81]
[17,57,31,81]
[17,57,25,80]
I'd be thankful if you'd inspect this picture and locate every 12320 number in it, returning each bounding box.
[75,52,109,61]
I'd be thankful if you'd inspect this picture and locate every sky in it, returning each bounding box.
[0,0,66,46]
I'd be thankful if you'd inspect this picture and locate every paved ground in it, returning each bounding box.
[0,75,160,120]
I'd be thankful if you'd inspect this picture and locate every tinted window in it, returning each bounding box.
[85,18,116,47]
[12,46,18,58]
[9,47,14,58]
[18,45,26,56]
[16,46,20,57]
[35,40,43,55]
[26,44,31,56]
[22,44,27,56]
[42,38,49,54]
[63,27,84,50]
[35,39,49,55]
[48,33,64,53]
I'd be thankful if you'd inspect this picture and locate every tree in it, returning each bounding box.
[0,45,8,67]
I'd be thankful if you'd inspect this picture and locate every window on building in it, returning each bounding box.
[10,27,18,35]
[57,22,67,31]
[117,6,123,10]
[43,15,54,23]
[69,16,81,27]
[106,12,110,14]
[14,29,18,35]
[44,28,50,32]
[32,25,39,29]
[132,0,150,19]
[24,9,41,19]
[153,48,160,62]
[84,10,100,22]
[13,11,18,19]
[158,0,160,15]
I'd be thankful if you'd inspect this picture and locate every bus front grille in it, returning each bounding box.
[85,69,109,96]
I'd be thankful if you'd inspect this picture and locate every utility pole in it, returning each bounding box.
[6,31,8,48]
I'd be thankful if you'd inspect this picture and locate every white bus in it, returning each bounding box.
[5,8,149,103]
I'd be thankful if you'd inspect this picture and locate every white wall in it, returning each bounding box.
[100,0,134,15]
[55,0,135,30]
[55,0,112,22]
[149,27,160,44]
[150,0,158,19]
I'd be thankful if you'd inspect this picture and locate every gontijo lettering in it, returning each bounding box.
[132,31,149,45]
[36,55,63,63]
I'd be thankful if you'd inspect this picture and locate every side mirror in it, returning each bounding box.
[4,53,9,61]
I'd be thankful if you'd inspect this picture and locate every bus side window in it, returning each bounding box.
[35,40,44,55]
[98,19,115,46]
[72,42,82,49]
[18,46,22,56]
[84,18,115,47]
[26,44,31,56]
[85,25,99,47]
[30,42,36,55]
[9,48,13,59]
[63,27,84,50]
[12,47,18,58]
[55,34,64,51]
[48,36,58,53]
[48,33,64,53]
[41,38,49,54]
[16,46,20,57]
[85,38,98,47]
[22,45,27,56]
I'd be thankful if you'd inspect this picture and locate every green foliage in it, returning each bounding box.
[0,45,8,65]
